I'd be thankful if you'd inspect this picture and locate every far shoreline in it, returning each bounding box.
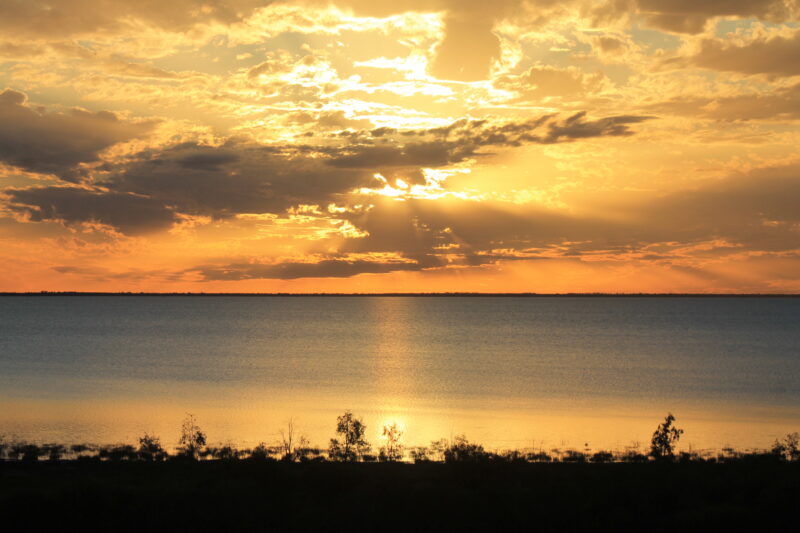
[1,292,799,297]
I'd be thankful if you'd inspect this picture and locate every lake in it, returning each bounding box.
[1,296,798,453]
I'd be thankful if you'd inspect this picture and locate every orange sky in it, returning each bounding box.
[1,0,799,292]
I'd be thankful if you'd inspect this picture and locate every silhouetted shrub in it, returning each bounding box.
[99,445,137,461]
[562,450,587,463]
[590,451,614,463]
[428,439,449,462]
[13,444,42,463]
[678,451,701,463]
[137,434,168,461]
[296,446,322,462]
[248,442,271,461]
[328,411,371,462]
[500,450,527,463]
[409,446,431,463]
[206,444,241,460]
[772,432,800,461]
[650,413,683,461]
[526,451,552,463]
[620,450,648,463]
[443,436,491,463]
[43,444,66,462]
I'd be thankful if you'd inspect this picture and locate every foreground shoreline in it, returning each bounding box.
[3,460,799,531]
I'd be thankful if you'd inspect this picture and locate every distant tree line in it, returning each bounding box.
[1,412,798,465]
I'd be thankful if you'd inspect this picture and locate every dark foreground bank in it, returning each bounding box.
[2,460,799,532]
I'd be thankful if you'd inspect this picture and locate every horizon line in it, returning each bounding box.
[1,291,799,297]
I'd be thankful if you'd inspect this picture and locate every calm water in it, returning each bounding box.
[1,296,799,451]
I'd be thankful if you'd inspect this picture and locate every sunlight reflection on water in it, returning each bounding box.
[1,296,799,451]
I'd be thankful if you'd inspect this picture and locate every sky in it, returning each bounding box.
[0,0,799,293]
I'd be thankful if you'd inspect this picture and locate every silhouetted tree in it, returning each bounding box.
[379,423,404,462]
[772,432,800,461]
[650,413,684,460]
[177,414,207,460]
[328,411,370,462]
[137,434,168,461]
[279,419,309,461]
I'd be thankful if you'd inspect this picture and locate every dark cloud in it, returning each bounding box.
[325,113,654,169]
[107,142,377,219]
[0,109,652,235]
[193,258,431,280]
[0,88,155,180]
[5,186,178,235]
[142,163,800,280]
[687,31,800,77]
[635,0,795,34]
[542,112,652,142]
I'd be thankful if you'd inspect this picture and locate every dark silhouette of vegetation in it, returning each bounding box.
[650,413,684,460]
[561,450,587,463]
[1,412,795,467]
[328,411,371,462]
[772,432,800,461]
[443,435,491,463]
[278,418,311,461]
[99,444,137,461]
[205,444,242,461]
[590,450,614,463]
[137,434,167,461]
[379,423,404,462]
[177,414,206,460]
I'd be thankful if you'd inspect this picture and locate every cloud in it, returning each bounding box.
[325,113,654,168]
[340,0,523,81]
[0,107,652,236]
[5,186,178,235]
[647,83,800,120]
[635,0,796,34]
[495,65,606,100]
[0,0,269,38]
[106,141,377,219]
[688,30,800,77]
[287,110,374,130]
[640,164,800,250]
[334,164,800,267]
[193,257,432,280]
[0,88,155,180]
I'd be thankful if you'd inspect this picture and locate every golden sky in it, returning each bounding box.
[1,0,799,292]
